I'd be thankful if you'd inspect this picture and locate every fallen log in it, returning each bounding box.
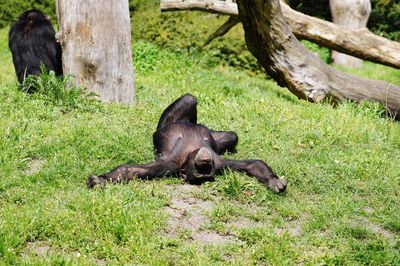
[235,0,400,118]
[160,0,400,69]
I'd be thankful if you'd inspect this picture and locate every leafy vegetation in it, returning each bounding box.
[0,0,55,28]
[22,67,99,113]
[1,16,400,263]
[369,0,400,40]
[131,1,261,73]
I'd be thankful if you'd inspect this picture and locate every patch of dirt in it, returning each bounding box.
[358,218,396,242]
[22,241,107,264]
[164,184,308,245]
[275,219,303,237]
[192,232,235,244]
[24,241,50,256]
[226,216,264,229]
[164,184,238,244]
[339,217,398,246]
[95,259,107,266]
[364,206,374,215]
[288,222,302,236]
[22,241,91,260]
[24,159,45,176]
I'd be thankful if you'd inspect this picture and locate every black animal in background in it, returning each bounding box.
[9,9,63,91]
[88,94,287,193]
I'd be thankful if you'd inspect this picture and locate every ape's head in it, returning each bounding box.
[180,147,216,184]
[18,10,51,25]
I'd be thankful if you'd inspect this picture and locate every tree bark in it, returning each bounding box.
[56,0,135,104]
[160,0,400,69]
[330,0,371,68]
[234,0,400,118]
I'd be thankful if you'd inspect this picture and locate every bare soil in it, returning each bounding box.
[164,184,266,244]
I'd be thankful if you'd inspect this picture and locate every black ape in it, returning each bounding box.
[88,94,287,193]
[9,9,63,90]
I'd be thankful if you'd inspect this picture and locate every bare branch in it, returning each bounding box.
[160,0,238,15]
[204,16,240,46]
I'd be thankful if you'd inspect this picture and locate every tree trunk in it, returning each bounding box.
[330,0,371,68]
[160,0,400,69]
[56,0,135,104]
[235,0,400,118]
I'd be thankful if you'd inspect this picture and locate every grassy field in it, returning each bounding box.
[0,19,400,265]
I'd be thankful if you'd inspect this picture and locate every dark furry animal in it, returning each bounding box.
[9,9,62,90]
[88,94,287,193]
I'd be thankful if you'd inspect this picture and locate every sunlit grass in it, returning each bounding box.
[0,27,15,84]
[0,32,399,265]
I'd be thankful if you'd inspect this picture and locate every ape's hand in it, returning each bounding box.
[267,177,287,193]
[87,175,107,188]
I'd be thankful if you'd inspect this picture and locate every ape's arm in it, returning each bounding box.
[87,160,177,188]
[156,94,197,130]
[219,160,287,193]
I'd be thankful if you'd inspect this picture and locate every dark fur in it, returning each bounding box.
[9,9,62,90]
[88,94,287,193]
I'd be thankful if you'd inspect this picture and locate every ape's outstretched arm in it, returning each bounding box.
[219,160,287,193]
[87,161,176,188]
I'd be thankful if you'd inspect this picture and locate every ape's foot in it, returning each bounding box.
[267,177,287,193]
[87,175,106,188]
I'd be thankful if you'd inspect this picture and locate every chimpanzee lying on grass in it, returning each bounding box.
[88,94,287,193]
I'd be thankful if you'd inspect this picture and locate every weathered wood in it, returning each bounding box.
[330,0,371,68]
[160,0,400,69]
[56,0,135,104]
[160,0,238,15]
[235,0,400,118]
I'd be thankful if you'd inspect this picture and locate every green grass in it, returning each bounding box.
[1,26,400,265]
[0,28,14,84]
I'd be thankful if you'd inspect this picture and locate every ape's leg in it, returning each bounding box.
[157,94,198,130]
[211,130,238,154]
[219,160,287,193]
[87,160,177,188]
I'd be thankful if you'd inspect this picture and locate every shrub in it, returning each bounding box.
[369,1,400,41]
[0,0,55,28]
[131,5,262,73]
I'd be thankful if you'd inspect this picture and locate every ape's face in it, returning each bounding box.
[180,147,216,184]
